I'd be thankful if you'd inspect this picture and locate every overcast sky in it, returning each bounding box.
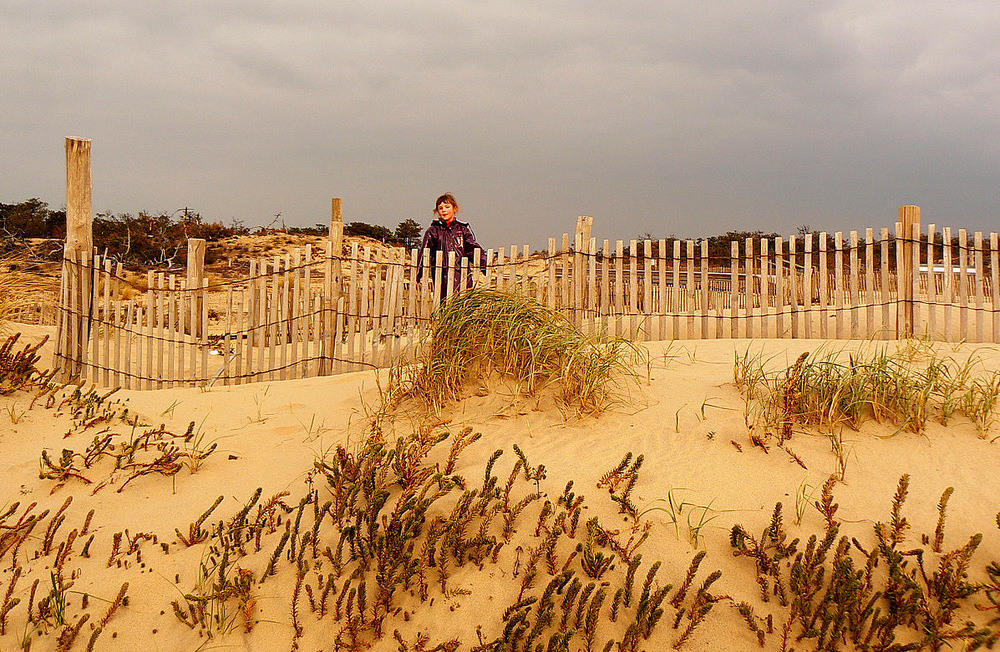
[2,2,998,248]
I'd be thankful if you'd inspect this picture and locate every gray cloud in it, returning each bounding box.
[2,1,998,248]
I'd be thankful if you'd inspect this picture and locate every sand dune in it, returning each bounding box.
[2,323,1000,651]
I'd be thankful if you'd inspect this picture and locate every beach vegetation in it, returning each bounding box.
[731,474,999,650]
[735,344,1000,444]
[390,287,644,417]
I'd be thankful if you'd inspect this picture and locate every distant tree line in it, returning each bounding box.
[8,197,965,273]
[1,198,425,267]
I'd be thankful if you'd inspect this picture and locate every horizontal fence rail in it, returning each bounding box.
[52,221,1000,389]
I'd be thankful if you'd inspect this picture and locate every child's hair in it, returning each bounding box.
[434,193,459,213]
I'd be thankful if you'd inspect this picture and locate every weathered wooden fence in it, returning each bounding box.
[52,213,1000,389]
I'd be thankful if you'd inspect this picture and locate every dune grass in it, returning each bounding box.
[0,254,21,329]
[396,287,644,416]
[0,253,58,328]
[735,342,1000,440]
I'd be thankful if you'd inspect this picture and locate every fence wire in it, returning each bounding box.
[49,227,1000,389]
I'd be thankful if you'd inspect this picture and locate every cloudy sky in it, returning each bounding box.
[2,1,998,248]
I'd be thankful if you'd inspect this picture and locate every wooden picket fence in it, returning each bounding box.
[52,219,1000,389]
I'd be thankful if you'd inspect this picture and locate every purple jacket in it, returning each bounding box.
[415,218,488,294]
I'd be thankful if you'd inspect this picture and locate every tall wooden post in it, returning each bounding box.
[899,205,921,338]
[186,238,206,338]
[575,216,593,320]
[61,137,94,379]
[330,198,344,300]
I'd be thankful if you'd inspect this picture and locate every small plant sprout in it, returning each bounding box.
[249,385,270,424]
[660,340,679,367]
[675,404,686,433]
[826,426,851,482]
[159,399,182,418]
[686,503,718,549]
[4,401,27,424]
[183,418,218,474]
[698,395,734,420]
[793,477,815,525]
[297,413,331,440]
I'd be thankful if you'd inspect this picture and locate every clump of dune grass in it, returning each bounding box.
[397,287,644,416]
[0,252,57,328]
[0,255,22,328]
[736,342,1000,440]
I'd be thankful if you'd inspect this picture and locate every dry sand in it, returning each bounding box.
[3,323,1000,651]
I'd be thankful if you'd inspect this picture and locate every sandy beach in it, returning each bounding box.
[3,322,1000,651]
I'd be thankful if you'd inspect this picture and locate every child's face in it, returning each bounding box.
[436,201,456,223]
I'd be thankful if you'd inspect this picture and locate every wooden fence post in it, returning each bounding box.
[186,238,206,341]
[61,137,94,380]
[899,205,920,338]
[330,198,344,300]
[327,198,344,373]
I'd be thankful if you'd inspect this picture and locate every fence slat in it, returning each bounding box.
[926,224,937,339]
[236,287,247,384]
[406,249,418,354]
[975,232,985,343]
[911,222,921,341]
[389,259,404,363]
[345,244,359,370]
[803,234,813,338]
[943,227,953,341]
[223,285,233,385]
[642,240,652,340]
[370,253,385,368]
[730,241,739,338]
[991,232,999,344]
[278,254,290,380]
[111,286,121,388]
[658,239,668,340]
[188,276,198,384]
[880,228,891,339]
[574,238,584,327]
[359,248,374,371]
[310,292,321,377]
[894,223,905,339]
[99,258,111,386]
[760,238,770,338]
[54,257,68,368]
[245,262,256,382]
[849,231,859,339]
[614,240,624,339]
[818,233,828,339]
[775,237,785,338]
[124,301,134,390]
[834,232,845,339]
[683,240,694,339]
[85,254,98,382]
[254,257,266,381]
[601,239,611,336]
[744,238,754,339]
[153,271,165,388]
[171,276,180,387]
[291,249,302,377]
[586,238,597,335]
[200,278,209,384]
[701,240,710,339]
[959,229,969,341]
[560,234,570,316]
[788,236,798,339]
[864,229,874,338]
[332,295,344,375]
